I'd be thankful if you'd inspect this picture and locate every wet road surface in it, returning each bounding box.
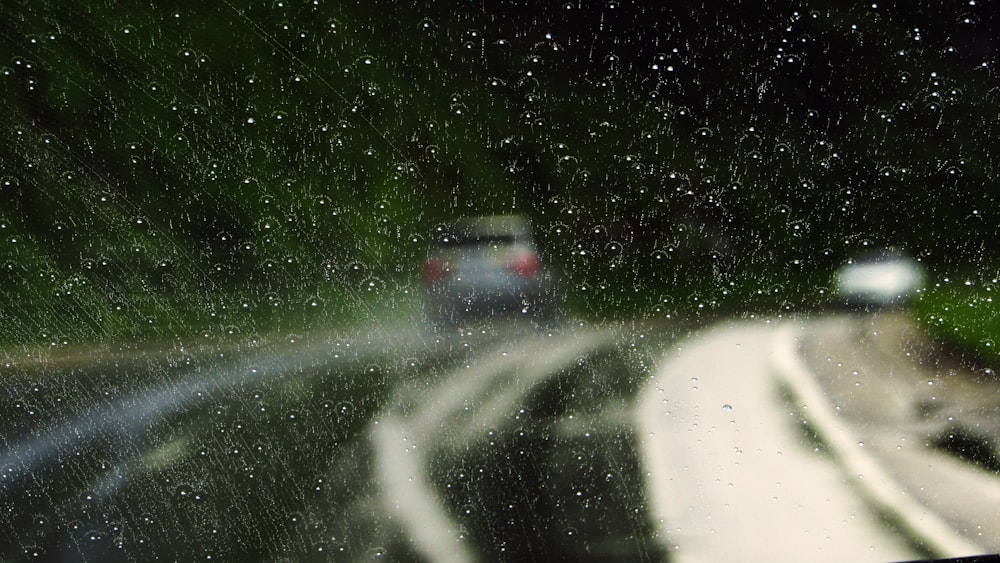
[0,318,661,561]
[637,320,921,562]
[0,320,447,560]
[2,312,998,561]
[637,313,997,562]
[801,313,1000,552]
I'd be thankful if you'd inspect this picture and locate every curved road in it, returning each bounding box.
[637,315,996,562]
[3,312,998,561]
[637,321,920,562]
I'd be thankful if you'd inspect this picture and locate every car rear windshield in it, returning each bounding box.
[442,234,518,246]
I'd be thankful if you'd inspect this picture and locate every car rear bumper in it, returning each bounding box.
[425,283,551,323]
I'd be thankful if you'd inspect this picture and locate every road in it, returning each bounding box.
[799,314,1000,553]
[637,313,996,562]
[369,324,658,561]
[2,312,998,561]
[0,317,661,561]
[637,320,920,562]
[0,317,447,560]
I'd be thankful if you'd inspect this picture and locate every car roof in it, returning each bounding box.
[846,246,912,264]
[451,215,532,239]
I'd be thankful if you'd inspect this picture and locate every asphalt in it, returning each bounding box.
[636,313,1000,562]
[798,313,1000,553]
[372,326,615,562]
[331,312,999,562]
[636,320,924,562]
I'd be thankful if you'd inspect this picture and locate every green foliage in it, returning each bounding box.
[917,278,1000,366]
[0,1,997,343]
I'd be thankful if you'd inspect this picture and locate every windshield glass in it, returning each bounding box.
[1,0,997,561]
[443,235,518,247]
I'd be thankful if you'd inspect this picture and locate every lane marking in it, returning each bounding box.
[771,322,984,558]
[373,328,610,562]
[637,321,921,562]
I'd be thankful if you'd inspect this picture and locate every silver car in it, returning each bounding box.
[422,215,558,329]
[834,248,925,309]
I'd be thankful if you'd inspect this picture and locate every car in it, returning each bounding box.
[422,215,558,329]
[834,248,925,309]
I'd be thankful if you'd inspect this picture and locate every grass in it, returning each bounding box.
[567,266,833,325]
[0,280,424,350]
[2,256,839,351]
[915,277,1000,367]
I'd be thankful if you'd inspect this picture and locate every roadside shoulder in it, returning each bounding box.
[771,321,984,557]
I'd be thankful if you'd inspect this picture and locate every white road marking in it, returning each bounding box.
[636,320,921,562]
[772,322,984,558]
[372,327,610,562]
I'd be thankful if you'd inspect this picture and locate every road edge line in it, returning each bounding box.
[371,328,612,562]
[770,322,984,558]
[372,416,478,563]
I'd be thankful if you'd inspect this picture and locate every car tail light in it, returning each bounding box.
[423,258,450,282]
[507,252,539,278]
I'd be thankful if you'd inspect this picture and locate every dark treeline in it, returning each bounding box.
[0,0,997,342]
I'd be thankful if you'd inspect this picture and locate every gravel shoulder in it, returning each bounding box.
[800,312,1000,552]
